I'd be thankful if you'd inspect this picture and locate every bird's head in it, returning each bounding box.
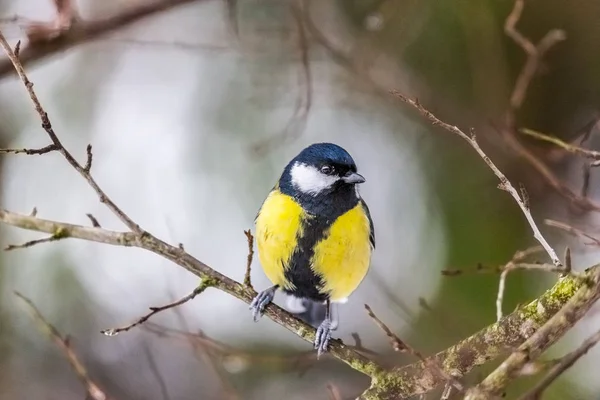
[280,143,365,197]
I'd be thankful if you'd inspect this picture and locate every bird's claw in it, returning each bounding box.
[250,287,276,322]
[314,318,335,357]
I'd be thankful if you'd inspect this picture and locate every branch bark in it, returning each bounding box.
[0,0,207,79]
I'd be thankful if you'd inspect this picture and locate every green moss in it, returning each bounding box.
[53,226,69,239]
[519,276,582,324]
[200,276,218,288]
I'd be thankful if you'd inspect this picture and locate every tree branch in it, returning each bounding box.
[101,281,212,336]
[465,271,599,399]
[1,11,597,398]
[0,0,208,79]
[0,207,380,377]
[15,291,111,400]
[518,327,600,400]
[389,91,562,268]
[357,269,593,399]
[0,31,142,233]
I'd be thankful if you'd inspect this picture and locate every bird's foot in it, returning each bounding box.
[314,317,336,357]
[250,286,277,322]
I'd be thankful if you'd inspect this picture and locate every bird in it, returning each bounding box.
[250,142,375,356]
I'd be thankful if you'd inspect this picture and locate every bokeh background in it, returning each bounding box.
[1,0,600,399]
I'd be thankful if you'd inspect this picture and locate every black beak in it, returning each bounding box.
[342,172,366,184]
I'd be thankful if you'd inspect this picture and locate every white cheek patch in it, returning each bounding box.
[290,162,338,195]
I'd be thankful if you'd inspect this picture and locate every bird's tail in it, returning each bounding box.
[284,295,329,328]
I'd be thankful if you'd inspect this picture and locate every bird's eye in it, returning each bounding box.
[320,165,334,175]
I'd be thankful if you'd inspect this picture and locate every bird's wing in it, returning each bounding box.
[360,198,375,249]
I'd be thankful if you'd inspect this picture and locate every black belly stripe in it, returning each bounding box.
[278,178,361,301]
[283,214,332,301]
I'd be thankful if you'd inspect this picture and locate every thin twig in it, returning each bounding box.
[14,291,110,400]
[168,296,240,400]
[495,248,567,322]
[545,219,600,246]
[84,144,93,173]
[499,0,599,213]
[327,383,343,400]
[0,0,209,79]
[142,342,171,400]
[364,304,465,394]
[504,0,566,111]
[5,231,67,251]
[251,0,312,155]
[86,213,101,228]
[496,261,571,322]
[243,229,254,289]
[520,128,600,160]
[503,129,600,212]
[518,328,600,400]
[101,281,212,336]
[0,144,58,155]
[0,30,142,233]
[144,322,319,371]
[389,91,562,267]
[442,246,544,276]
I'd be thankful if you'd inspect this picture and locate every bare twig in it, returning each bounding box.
[0,209,137,245]
[364,304,465,394]
[84,144,93,173]
[14,291,110,400]
[563,247,572,275]
[0,144,58,155]
[5,228,68,251]
[518,327,600,400]
[389,91,562,267]
[142,342,171,400]
[582,162,592,198]
[144,322,318,372]
[504,0,566,111]
[545,219,600,246]
[101,281,212,336]
[497,261,570,322]
[251,0,312,155]
[86,213,101,228]
[243,229,254,289]
[327,383,343,400]
[443,246,544,276]
[0,0,208,79]
[520,128,600,160]
[168,300,240,399]
[498,0,600,213]
[503,129,600,212]
[0,30,142,233]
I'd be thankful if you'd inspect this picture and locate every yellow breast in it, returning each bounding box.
[255,189,303,291]
[255,189,372,302]
[311,203,372,301]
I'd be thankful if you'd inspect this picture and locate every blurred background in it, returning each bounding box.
[0,0,599,399]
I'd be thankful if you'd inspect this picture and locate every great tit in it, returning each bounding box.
[250,142,375,355]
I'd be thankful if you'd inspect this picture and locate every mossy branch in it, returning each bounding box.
[1,208,596,399]
[359,270,594,399]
